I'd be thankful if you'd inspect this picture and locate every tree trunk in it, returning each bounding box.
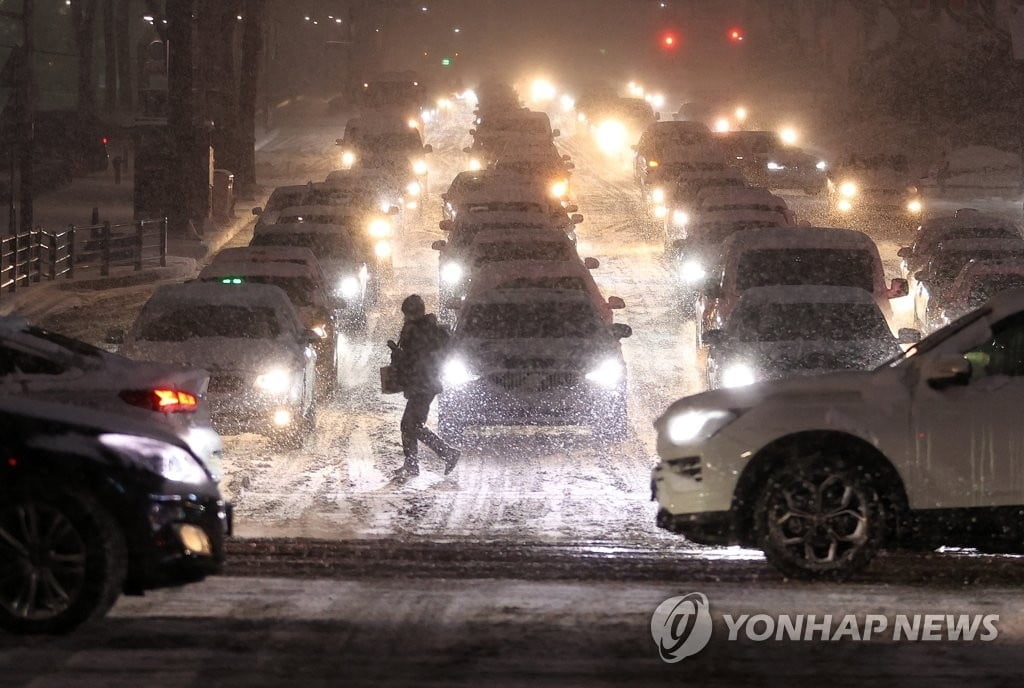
[167,0,202,235]
[72,0,99,119]
[102,0,116,111]
[116,0,133,112]
[236,0,264,193]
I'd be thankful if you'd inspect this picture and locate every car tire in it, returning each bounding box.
[0,485,127,634]
[753,452,885,581]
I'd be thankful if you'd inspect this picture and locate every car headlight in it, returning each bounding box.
[766,161,784,171]
[99,433,208,484]
[550,179,569,198]
[672,209,689,227]
[665,409,736,445]
[338,276,360,298]
[440,262,464,285]
[907,199,923,214]
[412,159,428,175]
[311,323,328,338]
[375,240,392,258]
[651,187,666,204]
[816,160,827,171]
[342,151,356,167]
[839,181,858,198]
[406,181,422,196]
[721,363,757,388]
[443,358,478,387]
[368,218,392,238]
[595,120,627,155]
[468,157,482,171]
[647,159,660,168]
[654,205,668,219]
[585,358,624,388]
[837,198,853,213]
[679,260,706,283]
[254,368,293,395]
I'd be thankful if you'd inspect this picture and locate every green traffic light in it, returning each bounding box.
[441,57,451,66]
[220,277,244,284]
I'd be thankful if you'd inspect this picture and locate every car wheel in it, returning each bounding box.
[0,486,127,634]
[753,453,884,580]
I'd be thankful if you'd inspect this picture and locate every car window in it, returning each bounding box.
[473,242,572,264]
[736,249,876,293]
[968,275,1024,309]
[460,303,602,338]
[728,302,891,342]
[138,305,284,341]
[0,345,65,375]
[965,312,1024,378]
[252,232,360,260]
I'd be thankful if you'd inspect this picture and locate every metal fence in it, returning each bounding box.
[0,217,167,298]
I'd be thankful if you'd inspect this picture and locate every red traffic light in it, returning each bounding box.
[660,31,679,50]
[728,27,744,42]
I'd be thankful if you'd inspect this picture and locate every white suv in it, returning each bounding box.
[652,288,1024,579]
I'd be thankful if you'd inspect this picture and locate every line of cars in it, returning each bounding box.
[433,83,634,442]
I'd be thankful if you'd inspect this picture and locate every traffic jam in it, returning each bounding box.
[5,7,1024,679]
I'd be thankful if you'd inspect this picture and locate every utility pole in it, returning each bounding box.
[18,0,34,233]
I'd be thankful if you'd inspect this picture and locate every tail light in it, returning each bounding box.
[102,137,109,145]
[120,389,199,413]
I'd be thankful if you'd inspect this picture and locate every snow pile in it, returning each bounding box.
[941,146,1020,191]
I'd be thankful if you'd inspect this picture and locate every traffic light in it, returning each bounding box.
[728,27,744,43]
[660,31,679,51]
[441,57,452,66]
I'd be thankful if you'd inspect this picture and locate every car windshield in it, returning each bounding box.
[251,232,360,260]
[205,276,317,307]
[736,248,876,293]
[931,250,1022,285]
[138,305,283,341]
[355,133,420,151]
[460,303,602,338]
[729,302,891,342]
[492,276,587,291]
[276,214,354,225]
[968,274,1024,309]
[265,190,307,211]
[472,242,573,264]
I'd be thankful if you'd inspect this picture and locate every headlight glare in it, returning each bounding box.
[99,433,208,484]
[440,262,464,285]
[766,161,784,171]
[412,159,428,175]
[721,363,757,388]
[341,151,356,167]
[651,187,666,204]
[443,358,478,387]
[839,181,858,198]
[368,218,392,237]
[585,358,624,388]
[679,260,706,283]
[666,410,736,445]
[254,368,292,395]
[339,276,360,298]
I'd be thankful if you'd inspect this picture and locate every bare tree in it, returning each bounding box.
[102,0,116,111]
[236,0,265,193]
[70,0,99,118]
[116,0,133,112]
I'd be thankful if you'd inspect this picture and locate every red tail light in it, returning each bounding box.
[120,389,198,413]
[102,137,109,145]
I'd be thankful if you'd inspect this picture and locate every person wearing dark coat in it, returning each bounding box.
[388,294,460,478]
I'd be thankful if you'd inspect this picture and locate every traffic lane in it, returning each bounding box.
[2,574,1022,688]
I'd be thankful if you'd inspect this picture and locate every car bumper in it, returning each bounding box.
[441,380,625,427]
[206,390,303,435]
[125,491,231,592]
[655,508,735,545]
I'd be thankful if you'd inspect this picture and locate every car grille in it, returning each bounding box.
[207,374,246,393]
[488,371,581,391]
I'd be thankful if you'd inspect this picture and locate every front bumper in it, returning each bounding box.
[655,508,735,545]
[125,491,231,592]
[206,388,304,435]
[441,378,625,427]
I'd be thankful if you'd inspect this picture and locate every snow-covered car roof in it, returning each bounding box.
[735,285,880,307]
[253,223,358,238]
[693,209,789,226]
[956,258,1024,280]
[700,188,789,208]
[324,169,396,185]
[470,227,573,246]
[198,261,317,281]
[455,184,548,205]
[464,286,594,307]
[918,209,1019,235]
[146,282,296,310]
[649,120,712,136]
[272,205,366,219]
[721,227,876,251]
[212,246,320,265]
[654,143,723,163]
[452,211,563,230]
[933,238,1024,254]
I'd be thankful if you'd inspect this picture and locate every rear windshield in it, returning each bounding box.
[460,303,601,338]
[968,274,1024,309]
[252,232,360,260]
[203,276,317,307]
[276,214,353,226]
[932,251,1024,285]
[139,305,283,341]
[265,190,307,212]
[473,242,573,264]
[736,248,876,293]
[493,277,588,291]
[729,302,891,342]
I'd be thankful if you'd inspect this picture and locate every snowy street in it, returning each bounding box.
[6,110,1024,684]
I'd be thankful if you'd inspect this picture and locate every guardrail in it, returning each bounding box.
[0,217,167,298]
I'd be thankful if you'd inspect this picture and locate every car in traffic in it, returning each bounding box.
[912,238,1024,332]
[117,283,318,448]
[717,130,827,194]
[932,259,1024,330]
[897,209,1021,280]
[441,170,579,223]
[828,153,924,233]
[437,288,633,442]
[0,397,229,633]
[210,245,328,288]
[0,317,223,477]
[653,288,1024,579]
[703,286,911,389]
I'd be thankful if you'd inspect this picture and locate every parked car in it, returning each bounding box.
[0,397,229,633]
[933,259,1024,329]
[653,288,1024,579]
[897,209,1021,280]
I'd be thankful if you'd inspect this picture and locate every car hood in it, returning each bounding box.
[87,355,211,395]
[454,337,618,371]
[124,337,303,374]
[720,339,899,372]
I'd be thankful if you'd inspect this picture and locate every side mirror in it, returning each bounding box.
[441,192,449,201]
[388,206,401,216]
[610,323,632,339]
[424,144,433,154]
[898,328,922,345]
[431,239,447,251]
[303,329,321,344]
[335,138,344,146]
[566,204,579,214]
[922,354,971,390]
[438,220,454,232]
[607,296,626,310]
[565,162,575,170]
[702,329,726,348]
[252,207,263,216]
[897,246,912,259]
[914,271,927,282]
[888,278,909,299]
[570,213,584,224]
[105,328,125,345]
[469,129,477,136]
[463,146,473,154]
[583,257,600,270]
[552,129,561,137]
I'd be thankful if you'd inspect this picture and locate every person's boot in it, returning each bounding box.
[442,447,461,475]
[393,461,419,480]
